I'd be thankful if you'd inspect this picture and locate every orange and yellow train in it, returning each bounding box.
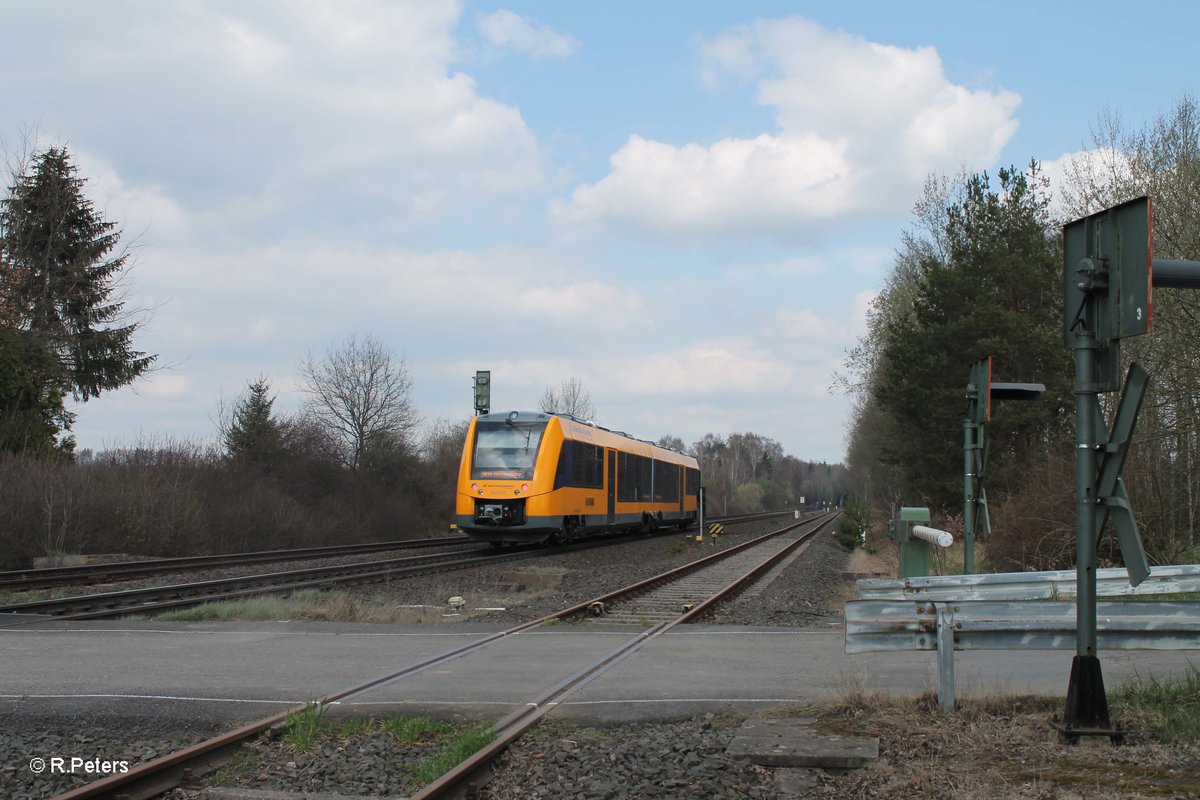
[455,411,701,544]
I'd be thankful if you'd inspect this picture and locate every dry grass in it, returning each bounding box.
[795,688,1200,799]
[153,569,571,624]
[844,547,894,576]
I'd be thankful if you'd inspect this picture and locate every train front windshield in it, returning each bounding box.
[472,421,547,480]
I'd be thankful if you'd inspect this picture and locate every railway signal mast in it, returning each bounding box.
[474,370,491,416]
[1058,196,1200,740]
[963,358,1044,575]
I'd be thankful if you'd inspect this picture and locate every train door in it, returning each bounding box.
[678,466,684,514]
[606,449,616,525]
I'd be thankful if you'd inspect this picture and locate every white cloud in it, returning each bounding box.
[615,342,784,396]
[773,309,829,341]
[137,373,193,401]
[477,9,579,59]
[3,1,544,243]
[553,132,854,238]
[1040,146,1133,221]
[556,16,1020,241]
[71,149,188,240]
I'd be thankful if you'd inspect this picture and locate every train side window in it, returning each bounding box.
[655,461,680,502]
[557,441,604,490]
[685,467,700,496]
[617,452,637,501]
[555,441,574,489]
[583,444,603,488]
[618,453,663,501]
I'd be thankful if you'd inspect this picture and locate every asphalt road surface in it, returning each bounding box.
[4,619,1197,723]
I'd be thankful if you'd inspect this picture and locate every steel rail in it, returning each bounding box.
[409,510,840,799]
[2,511,786,593]
[0,536,475,591]
[46,510,835,800]
[679,511,839,622]
[553,512,829,624]
[4,512,800,622]
[0,547,509,623]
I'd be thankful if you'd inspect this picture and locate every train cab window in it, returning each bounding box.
[472,421,547,480]
[685,467,700,496]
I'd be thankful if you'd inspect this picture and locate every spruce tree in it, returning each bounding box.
[0,147,155,406]
[0,327,72,455]
[225,377,284,470]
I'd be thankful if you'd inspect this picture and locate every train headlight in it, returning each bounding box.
[521,483,529,492]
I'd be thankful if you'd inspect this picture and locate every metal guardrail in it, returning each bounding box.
[856,564,1200,601]
[845,599,1200,653]
[845,595,1200,712]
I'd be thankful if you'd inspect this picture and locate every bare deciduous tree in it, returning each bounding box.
[299,333,419,469]
[538,377,596,420]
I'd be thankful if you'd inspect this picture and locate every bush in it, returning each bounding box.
[0,427,462,570]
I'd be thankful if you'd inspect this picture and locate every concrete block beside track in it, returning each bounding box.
[726,716,879,769]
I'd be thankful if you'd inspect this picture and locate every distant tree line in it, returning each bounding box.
[841,95,1200,570]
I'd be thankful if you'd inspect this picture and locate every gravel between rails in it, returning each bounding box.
[0,711,230,799]
[334,517,852,627]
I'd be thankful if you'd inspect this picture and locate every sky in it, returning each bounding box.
[1,1,1196,464]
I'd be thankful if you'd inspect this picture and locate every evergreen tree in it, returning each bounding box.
[225,377,283,470]
[0,327,72,455]
[0,147,155,407]
[873,164,1072,505]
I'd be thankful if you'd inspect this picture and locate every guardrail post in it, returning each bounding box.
[936,605,955,713]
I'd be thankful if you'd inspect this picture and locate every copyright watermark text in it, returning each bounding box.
[28,756,130,775]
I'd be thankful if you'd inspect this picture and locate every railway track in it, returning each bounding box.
[582,521,821,625]
[0,535,474,592]
[1,510,793,594]
[1,511,796,622]
[47,509,837,800]
[0,545,508,621]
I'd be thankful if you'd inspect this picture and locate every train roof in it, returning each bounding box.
[474,410,693,458]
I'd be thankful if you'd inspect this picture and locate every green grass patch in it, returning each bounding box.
[206,748,261,787]
[1116,592,1200,601]
[0,590,42,605]
[409,724,495,785]
[382,716,455,744]
[150,589,440,624]
[1111,664,1200,743]
[156,597,296,621]
[328,715,376,738]
[283,702,327,751]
